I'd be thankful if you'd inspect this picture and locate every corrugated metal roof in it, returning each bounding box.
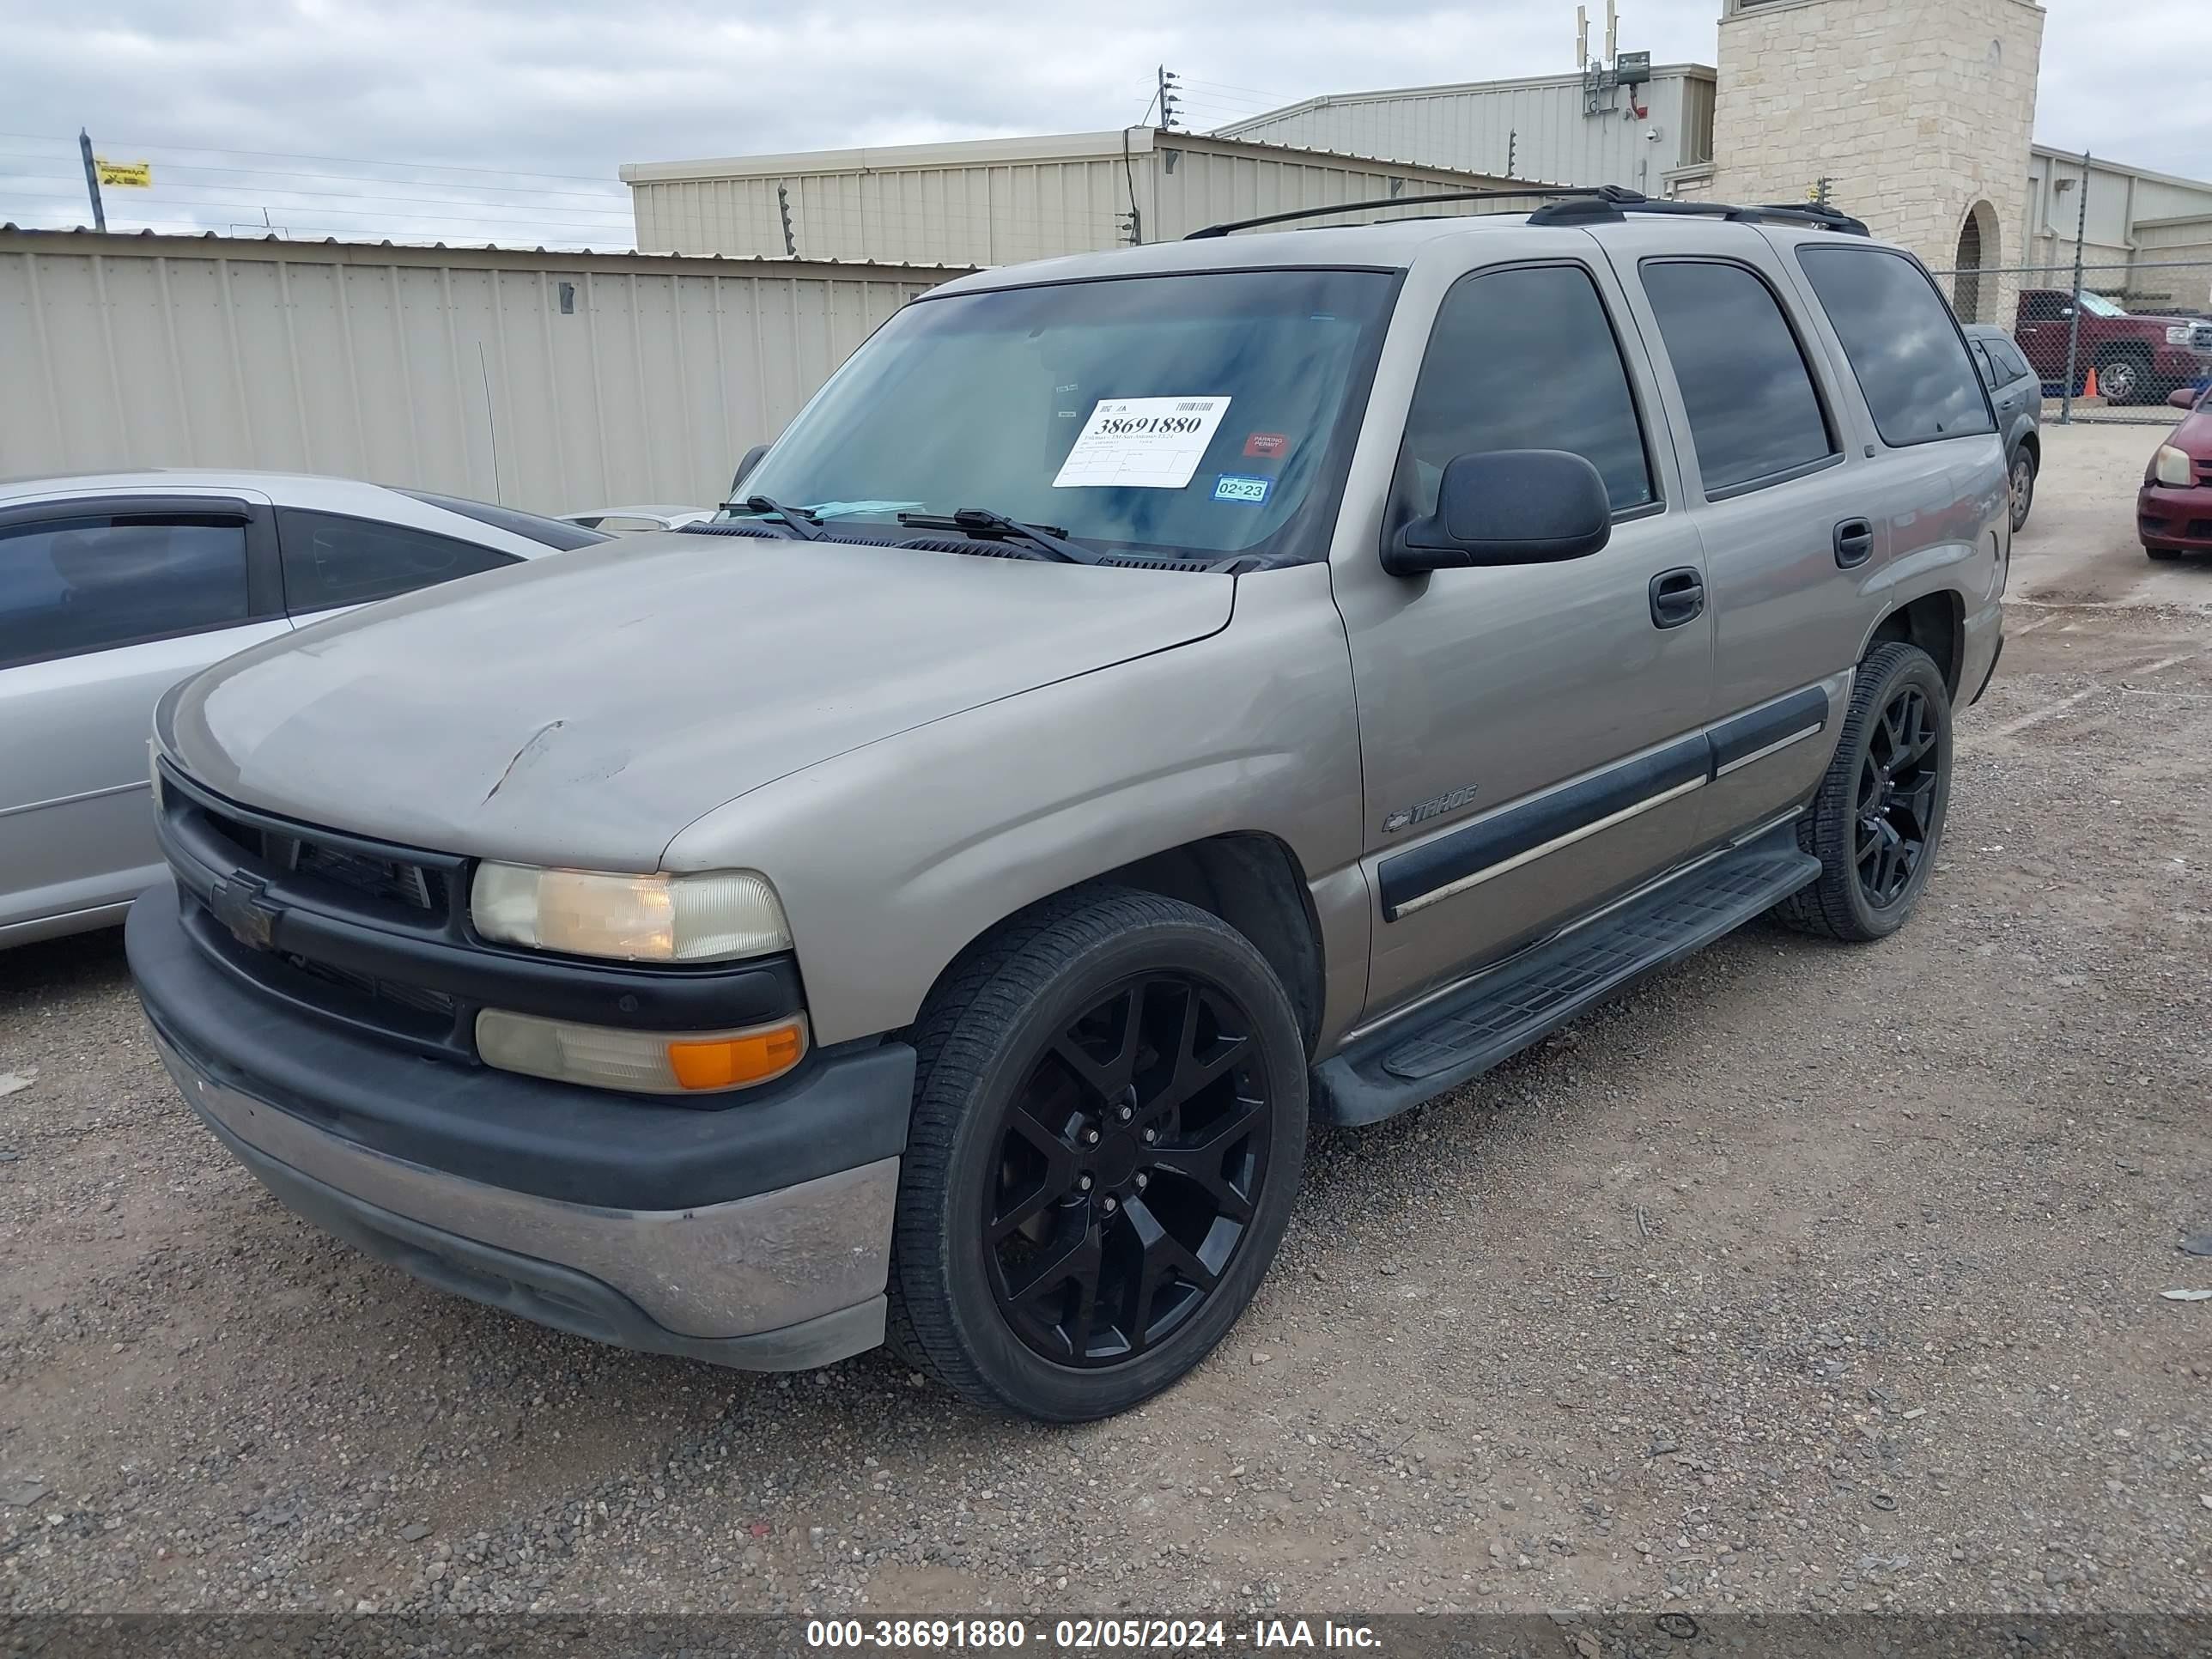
[620,126,1563,191]
[1215,62,1716,131]
[0,222,975,275]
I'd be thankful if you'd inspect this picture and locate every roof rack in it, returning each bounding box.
[1182,184,1646,240]
[1526,196,1869,235]
[1182,184,1869,241]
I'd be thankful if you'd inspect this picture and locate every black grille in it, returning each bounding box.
[158,764,474,1059]
[196,802,446,917]
[283,954,457,1018]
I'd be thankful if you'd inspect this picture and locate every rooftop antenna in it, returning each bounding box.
[1576,5,1589,69]
[1606,0,1619,64]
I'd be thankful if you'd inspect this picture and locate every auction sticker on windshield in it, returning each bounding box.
[1053,397,1231,489]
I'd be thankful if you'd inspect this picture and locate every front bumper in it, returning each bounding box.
[2139,482,2212,551]
[129,882,915,1370]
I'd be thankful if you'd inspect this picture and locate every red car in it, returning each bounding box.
[2142,385,2212,560]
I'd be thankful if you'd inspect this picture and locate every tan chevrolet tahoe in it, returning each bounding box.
[130,186,2008,1421]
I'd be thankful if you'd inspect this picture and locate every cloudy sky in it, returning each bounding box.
[1,0,2205,246]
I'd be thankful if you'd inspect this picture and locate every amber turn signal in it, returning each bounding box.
[666,1021,807,1091]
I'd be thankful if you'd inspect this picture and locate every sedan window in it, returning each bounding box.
[277,508,518,614]
[0,514,249,667]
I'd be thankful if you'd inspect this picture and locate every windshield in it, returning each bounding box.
[2077,292,2127,319]
[737,268,1396,562]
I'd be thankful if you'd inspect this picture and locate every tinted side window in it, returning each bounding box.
[1798,246,1996,446]
[0,515,249,666]
[1996,340,2035,385]
[1970,341,1999,391]
[278,508,518,612]
[396,489,610,550]
[1639,260,1838,496]
[1401,264,1655,515]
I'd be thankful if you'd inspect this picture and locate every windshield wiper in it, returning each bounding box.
[897,507,1103,565]
[731,494,824,541]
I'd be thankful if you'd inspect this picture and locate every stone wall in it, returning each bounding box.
[1707,0,2045,317]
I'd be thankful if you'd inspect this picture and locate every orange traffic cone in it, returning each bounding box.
[2084,366,2100,399]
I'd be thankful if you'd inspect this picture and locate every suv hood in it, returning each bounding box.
[167,534,1233,866]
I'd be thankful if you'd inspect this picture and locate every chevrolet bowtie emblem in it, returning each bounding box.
[208,872,282,952]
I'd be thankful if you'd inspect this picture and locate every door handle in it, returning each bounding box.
[1648,567,1705,629]
[1834,518,1875,569]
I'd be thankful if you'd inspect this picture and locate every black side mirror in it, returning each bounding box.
[1384,450,1613,577]
[729,442,770,498]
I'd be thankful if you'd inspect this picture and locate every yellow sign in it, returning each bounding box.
[95,160,152,189]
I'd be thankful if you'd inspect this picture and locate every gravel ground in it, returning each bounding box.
[3,423,2210,1619]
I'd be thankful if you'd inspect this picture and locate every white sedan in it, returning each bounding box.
[0,471,607,947]
[556,504,714,534]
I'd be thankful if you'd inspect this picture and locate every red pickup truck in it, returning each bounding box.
[2014,289,2212,405]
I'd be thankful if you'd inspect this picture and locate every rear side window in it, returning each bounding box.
[1798,246,1996,446]
[278,508,518,613]
[1639,260,1838,497]
[1995,340,2035,384]
[396,489,610,550]
[1401,264,1655,515]
[0,514,249,667]
[1970,341,1999,391]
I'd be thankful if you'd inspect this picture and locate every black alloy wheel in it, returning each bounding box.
[888,886,1307,1420]
[1771,641,1953,943]
[986,972,1273,1366]
[1854,684,1940,910]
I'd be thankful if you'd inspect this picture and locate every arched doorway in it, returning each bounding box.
[1953,201,2001,324]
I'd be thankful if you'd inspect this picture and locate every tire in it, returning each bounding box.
[1771,642,1954,943]
[2008,447,2037,533]
[885,885,1307,1421]
[2096,351,2149,406]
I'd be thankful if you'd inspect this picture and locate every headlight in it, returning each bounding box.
[470,863,791,962]
[2168,325,2197,346]
[477,1008,808,1094]
[2154,445,2197,487]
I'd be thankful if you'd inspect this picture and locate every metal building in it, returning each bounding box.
[2021,147,2212,277]
[1212,65,1718,202]
[0,228,962,514]
[622,128,1540,266]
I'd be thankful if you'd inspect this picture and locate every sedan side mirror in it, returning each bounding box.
[1384,450,1613,577]
[729,442,770,498]
[2170,386,2202,410]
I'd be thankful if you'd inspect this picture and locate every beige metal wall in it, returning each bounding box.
[623,130,1535,265]
[1213,69,1718,191]
[0,230,961,514]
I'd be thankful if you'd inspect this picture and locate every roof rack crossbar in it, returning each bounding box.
[1524,196,1869,235]
[1182,184,1645,240]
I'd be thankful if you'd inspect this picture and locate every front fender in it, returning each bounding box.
[662,563,1367,1045]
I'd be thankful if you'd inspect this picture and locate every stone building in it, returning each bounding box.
[1698,0,2045,319]
[1212,0,2212,316]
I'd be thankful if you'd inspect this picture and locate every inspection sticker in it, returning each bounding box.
[1212,473,1273,504]
[1052,396,1231,489]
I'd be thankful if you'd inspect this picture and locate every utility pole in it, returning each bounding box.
[2062,149,2090,426]
[1156,66,1181,131]
[775,182,796,258]
[77,128,106,232]
[1506,129,1518,178]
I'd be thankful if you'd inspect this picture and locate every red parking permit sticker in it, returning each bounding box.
[1243,432,1289,459]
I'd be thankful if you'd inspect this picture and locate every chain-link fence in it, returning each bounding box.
[1923,258,2212,424]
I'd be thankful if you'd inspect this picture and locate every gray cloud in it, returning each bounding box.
[1,0,2205,246]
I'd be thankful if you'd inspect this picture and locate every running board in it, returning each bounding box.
[1313,829,1820,1127]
